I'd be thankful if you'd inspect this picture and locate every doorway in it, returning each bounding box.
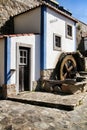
[19,47,30,92]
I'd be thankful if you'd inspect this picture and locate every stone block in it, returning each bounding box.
[1,84,16,98]
[61,82,86,94]
[40,69,54,80]
[7,84,16,96]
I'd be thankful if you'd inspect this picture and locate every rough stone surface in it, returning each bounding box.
[40,69,54,80]
[8,91,87,109]
[7,84,16,96]
[42,78,87,94]
[0,93,87,130]
[76,21,87,52]
[0,84,16,99]
[0,0,41,34]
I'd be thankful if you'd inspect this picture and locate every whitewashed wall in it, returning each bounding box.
[14,8,41,34]
[46,8,76,69]
[10,35,40,90]
[14,6,76,71]
[0,39,4,86]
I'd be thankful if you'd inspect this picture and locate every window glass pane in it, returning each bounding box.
[55,36,61,48]
[19,49,27,65]
[20,58,23,63]
[56,41,61,47]
[24,51,27,57]
[20,51,23,56]
[67,25,72,36]
[24,58,26,64]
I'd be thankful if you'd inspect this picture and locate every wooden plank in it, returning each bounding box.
[43,79,77,85]
[43,78,87,94]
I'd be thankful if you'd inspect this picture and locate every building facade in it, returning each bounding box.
[0,1,77,96]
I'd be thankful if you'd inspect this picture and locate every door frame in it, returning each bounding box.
[16,43,33,94]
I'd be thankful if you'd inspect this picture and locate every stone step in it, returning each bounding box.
[7,91,87,111]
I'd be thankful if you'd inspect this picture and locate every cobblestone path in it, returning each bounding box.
[0,96,87,130]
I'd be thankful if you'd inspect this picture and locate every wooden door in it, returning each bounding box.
[19,47,30,92]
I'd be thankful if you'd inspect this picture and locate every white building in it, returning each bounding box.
[0,1,77,96]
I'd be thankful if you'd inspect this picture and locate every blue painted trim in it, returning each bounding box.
[74,23,76,51]
[4,37,11,84]
[40,5,47,70]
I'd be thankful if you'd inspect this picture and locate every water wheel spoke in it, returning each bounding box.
[67,65,73,72]
[63,72,67,79]
[64,63,68,71]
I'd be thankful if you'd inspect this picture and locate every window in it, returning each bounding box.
[66,23,73,39]
[19,49,27,65]
[53,34,61,50]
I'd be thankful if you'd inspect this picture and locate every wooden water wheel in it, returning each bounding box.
[59,55,77,80]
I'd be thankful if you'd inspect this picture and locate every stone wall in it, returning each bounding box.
[1,84,16,98]
[40,69,54,80]
[76,21,87,53]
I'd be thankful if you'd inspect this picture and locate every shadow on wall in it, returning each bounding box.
[77,37,85,54]
[0,85,7,99]
[0,17,14,35]
[77,37,87,57]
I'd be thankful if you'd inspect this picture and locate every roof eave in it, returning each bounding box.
[13,1,78,23]
[45,3,78,23]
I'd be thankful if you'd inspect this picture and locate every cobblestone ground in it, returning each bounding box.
[0,98,87,130]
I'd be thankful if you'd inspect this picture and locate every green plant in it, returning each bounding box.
[77,24,81,30]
